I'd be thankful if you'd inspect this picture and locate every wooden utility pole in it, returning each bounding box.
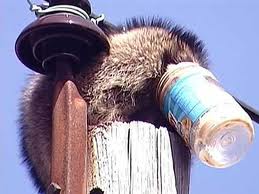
[87,121,190,194]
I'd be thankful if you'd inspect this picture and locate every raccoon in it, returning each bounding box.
[19,18,208,194]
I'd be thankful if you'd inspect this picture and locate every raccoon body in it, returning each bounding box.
[19,18,208,193]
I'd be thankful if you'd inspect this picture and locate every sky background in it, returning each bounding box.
[1,0,259,194]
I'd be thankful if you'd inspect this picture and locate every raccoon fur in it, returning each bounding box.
[19,17,208,194]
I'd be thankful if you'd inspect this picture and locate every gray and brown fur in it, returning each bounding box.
[19,18,208,194]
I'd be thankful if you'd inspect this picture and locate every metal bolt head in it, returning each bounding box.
[47,183,61,194]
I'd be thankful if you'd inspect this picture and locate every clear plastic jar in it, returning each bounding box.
[157,62,254,168]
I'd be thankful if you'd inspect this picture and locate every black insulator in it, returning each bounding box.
[15,12,109,74]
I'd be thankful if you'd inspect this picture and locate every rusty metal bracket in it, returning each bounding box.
[49,60,88,194]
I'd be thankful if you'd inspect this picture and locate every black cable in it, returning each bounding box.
[235,98,259,124]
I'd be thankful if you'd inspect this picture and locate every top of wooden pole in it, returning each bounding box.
[87,121,190,194]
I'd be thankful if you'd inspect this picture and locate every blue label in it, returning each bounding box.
[162,72,210,125]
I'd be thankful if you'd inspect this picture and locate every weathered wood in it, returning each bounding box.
[87,121,178,194]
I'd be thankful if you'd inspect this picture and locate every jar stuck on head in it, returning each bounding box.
[156,62,255,168]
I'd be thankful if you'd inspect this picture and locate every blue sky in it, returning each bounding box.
[1,0,259,194]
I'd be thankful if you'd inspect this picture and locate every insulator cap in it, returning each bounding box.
[15,12,110,74]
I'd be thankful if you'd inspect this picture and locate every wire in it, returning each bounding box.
[235,98,259,124]
[25,0,104,25]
